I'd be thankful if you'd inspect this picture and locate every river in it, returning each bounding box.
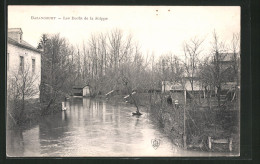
[6,98,237,157]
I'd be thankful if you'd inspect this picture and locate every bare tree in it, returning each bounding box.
[183,37,204,94]
[230,33,240,85]
[119,49,150,115]
[199,57,215,109]
[7,64,40,124]
[211,31,229,107]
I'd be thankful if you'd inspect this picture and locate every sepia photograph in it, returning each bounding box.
[6,5,240,157]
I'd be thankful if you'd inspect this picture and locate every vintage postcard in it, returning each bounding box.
[6,5,240,157]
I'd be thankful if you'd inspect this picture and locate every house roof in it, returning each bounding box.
[8,28,42,53]
[219,53,239,62]
[8,37,42,53]
[8,28,22,33]
[73,84,89,89]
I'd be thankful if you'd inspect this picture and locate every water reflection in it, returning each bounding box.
[6,129,24,156]
[7,98,237,157]
[7,125,41,157]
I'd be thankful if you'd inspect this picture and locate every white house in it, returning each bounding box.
[162,80,201,93]
[7,28,41,99]
[72,85,90,97]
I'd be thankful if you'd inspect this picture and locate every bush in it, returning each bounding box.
[7,98,42,129]
[149,92,239,152]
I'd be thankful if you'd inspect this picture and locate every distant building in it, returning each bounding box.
[72,85,90,97]
[162,80,201,93]
[218,53,236,67]
[7,28,41,99]
[215,52,239,83]
[161,81,174,92]
[182,78,201,91]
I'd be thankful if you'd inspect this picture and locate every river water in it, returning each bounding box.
[6,98,237,157]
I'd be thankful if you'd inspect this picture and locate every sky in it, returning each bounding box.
[8,6,240,59]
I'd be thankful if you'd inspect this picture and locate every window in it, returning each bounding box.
[19,56,24,72]
[32,59,35,73]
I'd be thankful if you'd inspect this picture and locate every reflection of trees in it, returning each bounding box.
[6,129,24,156]
[102,102,106,122]
[82,98,90,109]
[135,117,140,127]
[62,111,68,121]
[39,113,70,146]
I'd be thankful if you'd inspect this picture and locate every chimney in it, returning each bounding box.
[8,28,23,43]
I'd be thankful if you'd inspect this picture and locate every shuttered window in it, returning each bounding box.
[32,59,35,73]
[19,56,24,72]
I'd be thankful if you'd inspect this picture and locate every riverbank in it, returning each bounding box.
[9,97,229,157]
[105,92,240,153]
[7,93,239,153]
[7,99,62,130]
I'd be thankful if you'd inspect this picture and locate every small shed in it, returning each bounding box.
[72,85,90,97]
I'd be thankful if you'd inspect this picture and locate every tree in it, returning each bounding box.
[119,47,150,115]
[38,34,75,115]
[230,33,240,85]
[211,31,229,107]
[199,57,215,109]
[183,37,204,94]
[7,64,40,125]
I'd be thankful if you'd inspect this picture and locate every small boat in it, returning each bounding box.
[105,90,114,96]
[132,112,142,116]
